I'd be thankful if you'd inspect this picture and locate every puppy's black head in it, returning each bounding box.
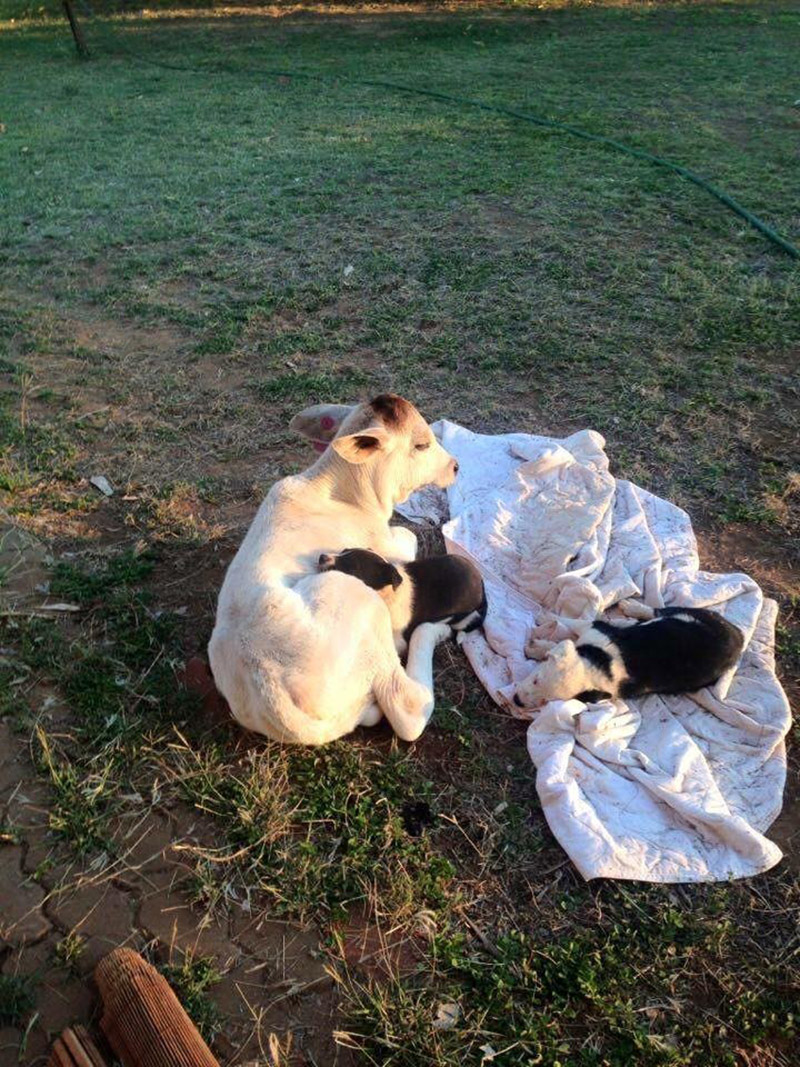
[318,548,402,591]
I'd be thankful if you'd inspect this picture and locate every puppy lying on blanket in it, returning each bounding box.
[513,603,743,709]
[318,548,487,655]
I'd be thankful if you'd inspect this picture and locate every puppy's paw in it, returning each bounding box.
[409,620,453,648]
[616,598,654,621]
[525,637,555,661]
[427,620,455,645]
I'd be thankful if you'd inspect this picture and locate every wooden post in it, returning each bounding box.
[63,0,90,60]
[94,949,220,1067]
[48,1025,109,1067]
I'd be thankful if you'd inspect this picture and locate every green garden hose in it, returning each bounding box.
[100,26,799,260]
[364,79,799,260]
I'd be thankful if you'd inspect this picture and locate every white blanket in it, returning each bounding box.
[402,422,790,883]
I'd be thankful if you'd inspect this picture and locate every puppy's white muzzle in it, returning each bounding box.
[510,687,546,711]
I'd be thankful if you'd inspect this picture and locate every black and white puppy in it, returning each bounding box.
[513,605,744,708]
[318,548,487,654]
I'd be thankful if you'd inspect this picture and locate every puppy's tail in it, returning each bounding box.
[451,587,488,633]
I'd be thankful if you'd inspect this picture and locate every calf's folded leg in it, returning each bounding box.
[374,621,450,741]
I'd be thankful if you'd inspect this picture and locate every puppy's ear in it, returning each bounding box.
[331,426,391,465]
[576,689,612,704]
[289,404,355,443]
[385,563,403,589]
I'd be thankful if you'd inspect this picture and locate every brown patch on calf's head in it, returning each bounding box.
[330,395,421,458]
[369,394,415,428]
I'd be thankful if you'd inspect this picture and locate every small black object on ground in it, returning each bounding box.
[401,801,434,837]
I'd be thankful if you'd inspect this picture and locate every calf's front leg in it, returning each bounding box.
[389,525,418,563]
[375,621,450,742]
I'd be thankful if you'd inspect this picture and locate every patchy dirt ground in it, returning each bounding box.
[0,517,358,1066]
[1,285,797,1066]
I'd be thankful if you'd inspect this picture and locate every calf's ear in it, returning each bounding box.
[331,426,391,464]
[289,403,355,443]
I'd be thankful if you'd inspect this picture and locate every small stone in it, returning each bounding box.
[401,801,433,837]
[178,656,216,700]
[89,475,114,496]
[0,722,27,799]
[0,1025,48,1063]
[177,656,231,722]
[208,960,264,1022]
[337,908,422,982]
[109,812,176,880]
[19,824,67,888]
[433,1001,460,1030]
[2,935,55,978]
[0,524,48,604]
[34,974,94,1038]
[4,780,52,833]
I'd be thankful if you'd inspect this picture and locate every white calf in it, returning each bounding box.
[208,394,458,744]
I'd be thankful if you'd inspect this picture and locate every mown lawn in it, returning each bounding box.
[1,3,798,1065]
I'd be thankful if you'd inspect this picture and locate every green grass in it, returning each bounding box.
[253,368,370,402]
[53,931,86,975]
[160,954,224,1042]
[50,550,155,602]
[4,543,797,1064]
[0,3,798,1064]
[1,3,798,519]
[0,975,36,1027]
[342,904,798,1065]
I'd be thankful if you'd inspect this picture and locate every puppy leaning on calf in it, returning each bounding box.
[208,394,459,745]
[512,602,744,709]
[318,547,487,655]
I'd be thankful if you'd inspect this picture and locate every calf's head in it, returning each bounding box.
[291,394,458,507]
